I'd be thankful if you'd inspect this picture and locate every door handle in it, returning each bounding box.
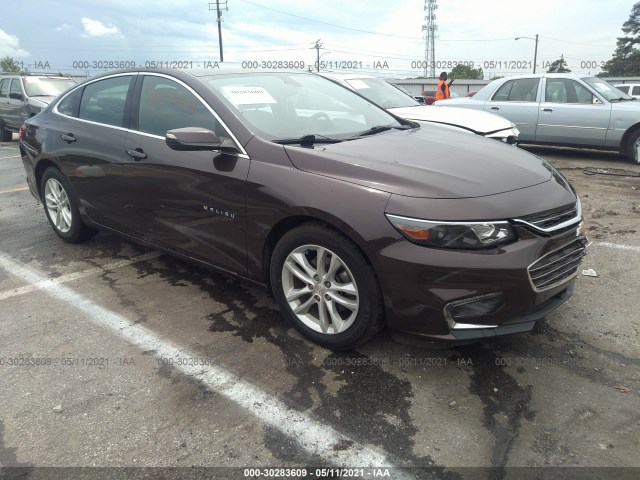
[126,148,148,161]
[541,108,553,112]
[60,133,76,143]
[490,106,500,110]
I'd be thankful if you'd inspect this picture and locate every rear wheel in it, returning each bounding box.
[40,167,98,243]
[270,223,384,350]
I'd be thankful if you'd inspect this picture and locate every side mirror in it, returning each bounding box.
[165,127,238,153]
[9,92,24,101]
[593,97,603,105]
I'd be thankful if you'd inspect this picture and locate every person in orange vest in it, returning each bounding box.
[435,71,450,100]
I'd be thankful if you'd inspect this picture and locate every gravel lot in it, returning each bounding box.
[1,135,638,479]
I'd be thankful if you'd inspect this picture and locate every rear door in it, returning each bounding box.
[483,77,541,141]
[120,73,250,274]
[0,78,10,131]
[535,78,611,147]
[52,74,135,229]
[7,79,25,128]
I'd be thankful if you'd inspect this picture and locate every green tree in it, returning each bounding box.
[448,64,484,80]
[547,55,571,73]
[0,56,21,73]
[601,2,640,76]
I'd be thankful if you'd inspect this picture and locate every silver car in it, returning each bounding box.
[438,74,640,162]
[319,72,519,144]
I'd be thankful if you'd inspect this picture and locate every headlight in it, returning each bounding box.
[386,214,516,249]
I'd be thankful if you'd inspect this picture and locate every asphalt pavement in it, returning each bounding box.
[1,136,638,479]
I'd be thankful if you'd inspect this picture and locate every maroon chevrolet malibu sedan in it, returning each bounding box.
[19,69,587,349]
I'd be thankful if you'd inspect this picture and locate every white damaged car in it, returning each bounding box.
[320,72,519,144]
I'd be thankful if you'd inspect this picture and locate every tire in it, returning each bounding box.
[625,129,640,164]
[40,167,98,243]
[0,126,12,142]
[270,223,384,350]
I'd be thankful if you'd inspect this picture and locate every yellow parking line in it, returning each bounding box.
[0,186,29,194]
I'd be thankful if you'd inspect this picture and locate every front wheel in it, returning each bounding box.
[625,129,640,164]
[270,223,384,350]
[40,167,98,243]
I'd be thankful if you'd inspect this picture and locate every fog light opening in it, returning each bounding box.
[444,293,505,330]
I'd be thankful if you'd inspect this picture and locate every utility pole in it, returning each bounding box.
[313,39,323,72]
[209,1,228,62]
[422,0,438,78]
[515,34,539,73]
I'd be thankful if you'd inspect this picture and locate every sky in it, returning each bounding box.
[0,0,636,79]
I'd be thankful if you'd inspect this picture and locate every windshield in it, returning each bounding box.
[23,77,76,96]
[582,77,633,101]
[204,73,402,141]
[343,78,419,108]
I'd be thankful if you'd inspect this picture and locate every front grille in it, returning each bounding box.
[518,203,579,232]
[528,239,587,291]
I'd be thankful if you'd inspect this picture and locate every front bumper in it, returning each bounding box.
[375,224,585,341]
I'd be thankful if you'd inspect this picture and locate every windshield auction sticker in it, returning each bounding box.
[221,86,277,105]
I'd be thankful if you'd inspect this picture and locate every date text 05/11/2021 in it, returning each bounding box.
[21,58,608,72]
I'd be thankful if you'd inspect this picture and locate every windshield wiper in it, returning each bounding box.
[351,124,412,138]
[273,134,343,147]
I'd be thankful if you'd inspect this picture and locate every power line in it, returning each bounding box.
[235,0,424,40]
[539,36,614,48]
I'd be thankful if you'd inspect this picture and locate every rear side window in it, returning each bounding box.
[633,86,640,96]
[0,79,11,98]
[79,75,133,128]
[57,88,83,117]
[492,78,539,102]
[137,75,218,137]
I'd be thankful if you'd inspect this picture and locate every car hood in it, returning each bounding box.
[284,125,551,199]
[610,100,640,111]
[388,105,513,135]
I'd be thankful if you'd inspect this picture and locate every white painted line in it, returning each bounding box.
[598,242,640,254]
[0,186,29,194]
[0,155,21,159]
[0,252,161,301]
[0,254,404,472]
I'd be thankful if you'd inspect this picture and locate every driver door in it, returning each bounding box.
[120,73,250,274]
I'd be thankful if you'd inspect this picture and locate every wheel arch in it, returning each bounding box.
[34,157,62,197]
[620,122,640,153]
[260,212,377,289]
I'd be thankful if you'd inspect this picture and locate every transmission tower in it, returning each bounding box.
[421,0,438,78]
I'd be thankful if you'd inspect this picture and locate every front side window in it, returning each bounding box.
[545,79,594,104]
[79,76,133,127]
[492,78,540,102]
[616,85,630,95]
[137,76,218,137]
